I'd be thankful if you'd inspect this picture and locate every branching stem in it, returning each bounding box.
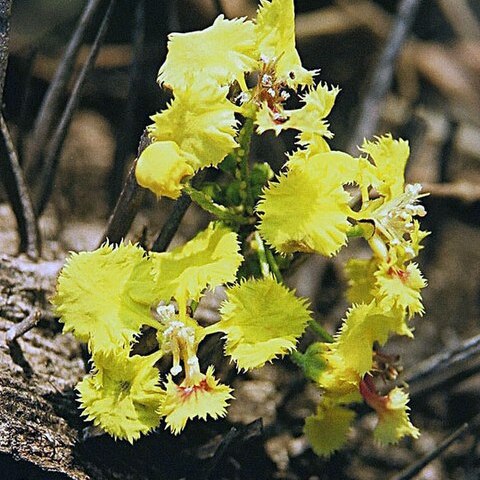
[308,320,334,343]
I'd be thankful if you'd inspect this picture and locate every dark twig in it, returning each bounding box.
[25,0,105,172]
[420,181,480,204]
[34,0,116,217]
[0,0,12,102]
[151,192,192,252]
[377,333,480,400]
[0,115,40,258]
[151,170,207,253]
[100,132,149,245]
[406,333,480,391]
[0,0,38,257]
[347,0,422,154]
[199,419,263,480]
[108,0,146,208]
[6,309,42,345]
[202,427,238,480]
[5,309,42,378]
[390,413,480,480]
[17,47,38,161]
[375,334,480,398]
[101,162,144,245]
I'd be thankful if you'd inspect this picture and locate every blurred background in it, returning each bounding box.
[1,1,480,479]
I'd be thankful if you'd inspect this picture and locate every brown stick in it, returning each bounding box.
[5,309,42,345]
[24,0,106,172]
[0,115,40,258]
[100,132,150,245]
[421,181,480,204]
[391,413,480,480]
[347,0,423,154]
[33,0,117,217]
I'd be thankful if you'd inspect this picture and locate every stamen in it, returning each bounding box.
[261,74,272,86]
[235,92,249,105]
[260,53,271,63]
[156,304,176,324]
[160,313,202,384]
[371,183,427,251]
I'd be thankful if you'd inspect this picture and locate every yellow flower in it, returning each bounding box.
[359,134,409,199]
[374,387,420,444]
[207,276,311,370]
[257,151,356,256]
[360,377,420,444]
[159,366,233,435]
[304,401,356,457]
[77,349,164,443]
[255,83,338,142]
[148,82,239,171]
[135,141,194,199]
[151,223,243,317]
[52,243,158,352]
[333,302,411,376]
[375,260,427,318]
[289,84,338,146]
[285,135,331,171]
[158,15,257,91]
[316,345,362,399]
[255,0,314,88]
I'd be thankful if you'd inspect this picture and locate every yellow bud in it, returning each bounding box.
[135,141,194,199]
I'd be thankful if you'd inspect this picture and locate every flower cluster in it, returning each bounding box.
[53,0,429,455]
[135,0,316,200]
[297,136,428,454]
[53,224,310,441]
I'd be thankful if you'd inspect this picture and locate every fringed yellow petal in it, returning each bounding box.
[316,346,362,399]
[151,223,243,311]
[333,303,409,376]
[254,105,286,137]
[135,141,194,199]
[159,366,233,435]
[53,243,157,352]
[211,276,311,370]
[374,387,420,444]
[355,157,379,196]
[257,152,355,256]
[345,258,377,305]
[304,402,356,457]
[360,134,409,199]
[375,262,427,318]
[285,137,331,171]
[158,15,257,90]
[288,83,339,145]
[255,83,338,142]
[409,220,430,257]
[256,0,314,88]
[148,82,239,170]
[77,349,164,443]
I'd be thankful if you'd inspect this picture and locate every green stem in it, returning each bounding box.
[290,350,305,367]
[236,117,255,213]
[308,320,334,343]
[184,186,251,225]
[254,231,270,277]
[265,247,283,283]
